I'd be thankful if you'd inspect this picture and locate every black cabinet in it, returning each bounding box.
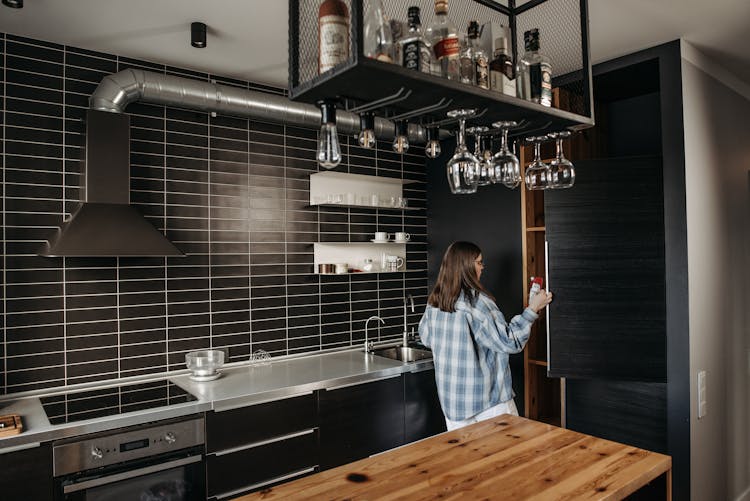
[319,375,405,470]
[404,368,446,442]
[544,156,666,381]
[540,42,691,500]
[0,443,54,500]
[205,393,318,499]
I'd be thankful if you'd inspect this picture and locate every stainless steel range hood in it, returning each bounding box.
[39,110,184,257]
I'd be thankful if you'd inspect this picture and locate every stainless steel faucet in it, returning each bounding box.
[364,315,385,353]
[403,294,414,347]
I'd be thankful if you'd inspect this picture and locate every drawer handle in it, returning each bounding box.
[212,428,316,457]
[214,466,317,500]
[214,390,314,413]
[326,373,401,391]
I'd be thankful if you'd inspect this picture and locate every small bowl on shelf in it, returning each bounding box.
[186,350,225,381]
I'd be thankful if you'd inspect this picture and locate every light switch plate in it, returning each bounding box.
[697,370,707,419]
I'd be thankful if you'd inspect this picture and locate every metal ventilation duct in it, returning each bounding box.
[89,68,428,142]
[39,110,184,257]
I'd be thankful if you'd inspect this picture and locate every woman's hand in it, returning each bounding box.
[529,289,553,313]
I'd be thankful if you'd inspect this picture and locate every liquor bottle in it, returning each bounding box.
[364,0,394,63]
[489,28,515,96]
[470,21,489,89]
[459,34,473,84]
[425,0,460,80]
[318,0,350,74]
[400,6,431,73]
[516,28,552,106]
[390,19,404,65]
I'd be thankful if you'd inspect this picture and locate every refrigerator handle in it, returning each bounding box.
[545,240,551,370]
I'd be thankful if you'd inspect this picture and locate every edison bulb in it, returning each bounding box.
[317,123,342,168]
[358,128,376,149]
[392,135,409,154]
[426,139,441,158]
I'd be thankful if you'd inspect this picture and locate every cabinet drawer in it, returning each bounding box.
[206,430,318,498]
[206,392,316,453]
[0,443,53,500]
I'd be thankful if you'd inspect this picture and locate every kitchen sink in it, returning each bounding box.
[370,346,433,363]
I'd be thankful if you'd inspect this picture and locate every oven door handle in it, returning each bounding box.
[62,454,202,494]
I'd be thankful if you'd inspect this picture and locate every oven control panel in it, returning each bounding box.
[53,417,204,476]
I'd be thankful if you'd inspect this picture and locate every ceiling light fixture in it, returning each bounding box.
[191,22,207,48]
[2,0,23,8]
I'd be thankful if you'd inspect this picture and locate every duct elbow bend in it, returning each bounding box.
[89,68,144,114]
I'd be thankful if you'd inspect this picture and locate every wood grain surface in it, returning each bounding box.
[235,414,671,500]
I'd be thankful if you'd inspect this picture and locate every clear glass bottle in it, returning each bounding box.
[400,6,431,73]
[425,0,460,80]
[459,34,473,85]
[390,19,404,65]
[470,21,489,89]
[516,28,552,106]
[489,28,515,96]
[364,0,394,63]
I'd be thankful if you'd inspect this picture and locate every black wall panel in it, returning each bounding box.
[425,142,525,412]
[545,156,666,381]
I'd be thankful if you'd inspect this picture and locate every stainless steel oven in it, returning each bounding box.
[53,416,205,501]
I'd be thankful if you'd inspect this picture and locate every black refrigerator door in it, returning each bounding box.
[544,156,666,381]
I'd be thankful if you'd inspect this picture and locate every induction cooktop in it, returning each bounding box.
[40,379,198,425]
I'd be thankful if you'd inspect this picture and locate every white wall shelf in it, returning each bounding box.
[309,172,416,210]
[314,242,408,273]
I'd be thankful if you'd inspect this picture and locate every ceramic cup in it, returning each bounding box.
[384,255,404,271]
[374,232,390,242]
[394,232,410,242]
[335,263,348,274]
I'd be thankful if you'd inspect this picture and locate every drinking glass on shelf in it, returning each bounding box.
[491,121,521,189]
[547,131,575,189]
[524,135,552,190]
[467,126,492,186]
[445,109,479,194]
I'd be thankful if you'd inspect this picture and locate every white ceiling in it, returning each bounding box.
[1,0,749,87]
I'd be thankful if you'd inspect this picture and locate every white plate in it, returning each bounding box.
[393,239,408,243]
[189,372,222,382]
[371,239,391,243]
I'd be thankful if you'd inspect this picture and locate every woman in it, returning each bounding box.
[418,241,552,431]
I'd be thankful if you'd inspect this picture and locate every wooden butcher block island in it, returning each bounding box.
[237,414,672,500]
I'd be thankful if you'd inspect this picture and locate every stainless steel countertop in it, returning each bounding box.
[0,347,433,453]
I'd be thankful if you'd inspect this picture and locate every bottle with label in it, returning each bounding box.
[528,276,544,304]
[425,0,460,80]
[470,21,489,89]
[516,28,552,106]
[390,19,405,65]
[400,6,431,73]
[318,0,350,74]
[363,0,394,63]
[489,29,515,96]
[459,34,473,85]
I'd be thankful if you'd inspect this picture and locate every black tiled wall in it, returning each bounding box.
[0,33,428,395]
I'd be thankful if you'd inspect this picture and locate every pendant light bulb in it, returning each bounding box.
[357,112,376,149]
[425,127,441,159]
[317,100,342,169]
[392,120,410,154]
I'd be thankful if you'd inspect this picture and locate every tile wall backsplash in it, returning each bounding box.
[0,33,428,395]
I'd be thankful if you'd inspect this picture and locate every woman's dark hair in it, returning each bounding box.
[427,241,494,312]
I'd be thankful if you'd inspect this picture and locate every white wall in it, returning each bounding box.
[681,42,750,501]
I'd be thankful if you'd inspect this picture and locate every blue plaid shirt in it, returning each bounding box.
[418,292,538,421]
